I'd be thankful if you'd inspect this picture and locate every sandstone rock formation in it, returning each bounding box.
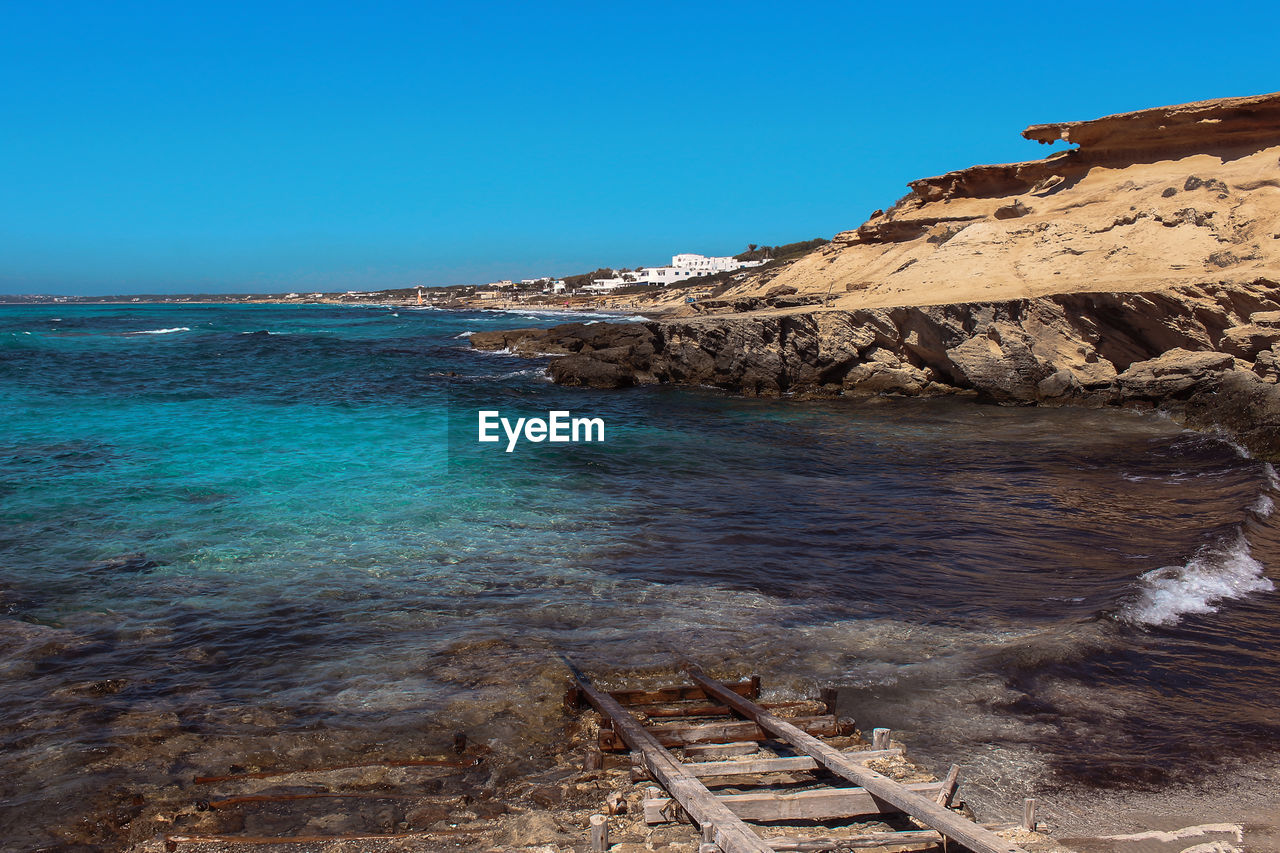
[475,93,1280,456]
[687,91,1280,313]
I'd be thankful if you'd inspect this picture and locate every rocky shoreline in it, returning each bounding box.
[470,278,1280,459]
[471,92,1280,459]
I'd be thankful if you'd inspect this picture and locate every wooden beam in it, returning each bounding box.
[935,764,961,807]
[568,668,773,853]
[765,830,943,851]
[686,666,1030,853]
[644,782,945,824]
[599,715,846,751]
[631,699,827,720]
[605,678,759,707]
[589,814,608,852]
[681,749,904,779]
[684,742,759,759]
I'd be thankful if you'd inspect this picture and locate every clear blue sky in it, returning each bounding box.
[2,1,1277,295]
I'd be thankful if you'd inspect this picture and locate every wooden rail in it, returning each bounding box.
[684,665,1031,853]
[599,714,847,751]
[567,667,774,853]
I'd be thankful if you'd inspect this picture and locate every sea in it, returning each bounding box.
[1,303,1277,849]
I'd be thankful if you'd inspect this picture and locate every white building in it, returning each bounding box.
[589,253,765,291]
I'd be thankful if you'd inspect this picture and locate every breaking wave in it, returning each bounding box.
[1122,531,1273,626]
[127,326,190,335]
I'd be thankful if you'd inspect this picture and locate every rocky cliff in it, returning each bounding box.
[471,278,1280,455]
[686,91,1280,313]
[472,93,1280,457]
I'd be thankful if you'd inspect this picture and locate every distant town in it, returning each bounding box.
[0,240,828,305]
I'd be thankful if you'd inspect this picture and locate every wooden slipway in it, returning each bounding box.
[566,663,1038,853]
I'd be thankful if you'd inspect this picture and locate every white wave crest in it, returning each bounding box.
[1250,462,1280,516]
[128,327,190,335]
[1123,532,1273,626]
[452,331,478,339]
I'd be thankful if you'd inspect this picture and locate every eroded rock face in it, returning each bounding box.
[472,279,1280,456]
[1022,91,1280,158]
[704,91,1280,318]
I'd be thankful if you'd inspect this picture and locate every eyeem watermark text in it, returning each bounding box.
[478,410,605,452]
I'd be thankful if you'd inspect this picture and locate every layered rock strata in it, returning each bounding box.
[472,278,1280,456]
[473,93,1280,456]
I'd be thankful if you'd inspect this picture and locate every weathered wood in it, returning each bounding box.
[686,667,1030,853]
[679,748,904,779]
[644,782,945,824]
[819,686,838,715]
[765,830,943,851]
[935,764,961,807]
[606,678,758,707]
[584,748,604,772]
[590,814,608,852]
[569,669,773,853]
[684,741,759,759]
[566,678,757,712]
[1023,798,1037,832]
[599,715,846,751]
[632,699,826,720]
[191,755,479,784]
[871,728,890,750]
[168,834,432,845]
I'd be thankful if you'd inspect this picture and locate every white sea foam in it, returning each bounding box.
[128,327,190,335]
[497,367,551,381]
[452,331,478,339]
[1123,532,1273,626]
[1249,462,1279,516]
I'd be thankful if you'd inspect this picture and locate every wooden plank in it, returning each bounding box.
[644,782,944,824]
[682,748,904,779]
[568,668,772,853]
[633,699,826,720]
[686,667,1030,853]
[766,830,943,851]
[606,677,759,707]
[684,742,759,759]
[935,764,961,807]
[599,715,846,751]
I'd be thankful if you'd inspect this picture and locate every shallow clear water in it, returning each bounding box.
[1,304,1277,848]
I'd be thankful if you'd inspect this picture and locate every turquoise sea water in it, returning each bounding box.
[1,303,1278,849]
